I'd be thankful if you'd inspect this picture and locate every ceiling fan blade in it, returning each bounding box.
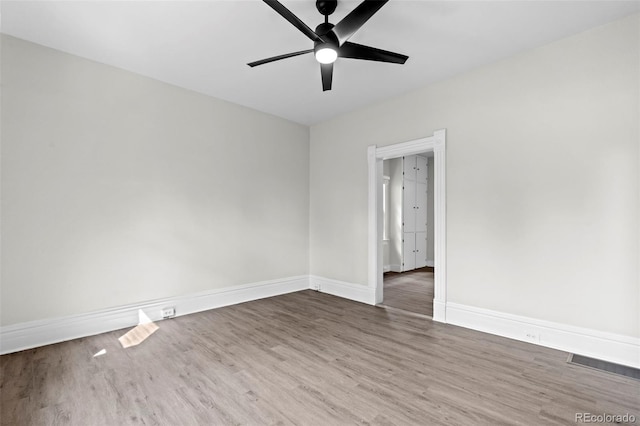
[339,42,408,64]
[248,49,313,67]
[321,63,333,91]
[263,0,323,43]
[331,0,388,45]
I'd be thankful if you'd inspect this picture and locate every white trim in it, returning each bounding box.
[447,302,640,369]
[367,145,382,304]
[432,129,447,322]
[368,129,447,322]
[310,275,376,305]
[0,276,309,355]
[376,136,438,159]
[425,260,434,267]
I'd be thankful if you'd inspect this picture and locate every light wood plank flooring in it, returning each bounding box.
[1,290,638,425]
[383,267,434,316]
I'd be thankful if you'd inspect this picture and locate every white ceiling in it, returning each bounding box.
[1,1,638,125]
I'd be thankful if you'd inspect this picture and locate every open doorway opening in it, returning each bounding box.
[367,129,446,322]
[381,153,434,316]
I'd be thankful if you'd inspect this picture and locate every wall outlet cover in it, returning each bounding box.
[161,307,176,318]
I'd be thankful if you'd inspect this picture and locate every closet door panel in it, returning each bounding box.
[415,232,427,268]
[403,155,417,180]
[416,156,428,182]
[416,182,428,233]
[403,233,416,271]
[403,179,416,233]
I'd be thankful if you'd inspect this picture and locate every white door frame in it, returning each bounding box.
[367,129,447,322]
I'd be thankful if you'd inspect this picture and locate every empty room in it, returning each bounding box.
[1,1,639,425]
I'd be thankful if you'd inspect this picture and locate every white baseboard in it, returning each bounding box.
[0,276,309,355]
[6,277,636,370]
[389,264,402,273]
[309,275,376,305]
[446,302,640,369]
[426,260,434,267]
[383,265,391,273]
[433,300,446,323]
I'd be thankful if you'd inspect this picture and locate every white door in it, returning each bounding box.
[400,155,428,272]
[403,179,416,233]
[416,182,427,233]
[415,232,427,268]
[403,233,416,271]
[416,156,428,183]
[403,155,417,180]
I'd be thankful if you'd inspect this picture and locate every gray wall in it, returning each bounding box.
[1,35,310,326]
[309,15,639,337]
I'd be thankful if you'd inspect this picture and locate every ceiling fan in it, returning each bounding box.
[248,0,408,91]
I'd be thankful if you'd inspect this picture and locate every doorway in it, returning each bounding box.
[367,129,447,322]
[381,153,434,316]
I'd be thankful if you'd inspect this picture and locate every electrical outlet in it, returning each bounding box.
[524,331,540,342]
[161,307,176,319]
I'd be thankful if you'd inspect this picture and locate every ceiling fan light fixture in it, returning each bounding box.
[314,43,338,64]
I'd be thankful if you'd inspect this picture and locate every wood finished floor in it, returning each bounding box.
[1,290,638,425]
[383,267,434,316]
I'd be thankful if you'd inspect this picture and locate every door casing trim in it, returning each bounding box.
[367,129,447,322]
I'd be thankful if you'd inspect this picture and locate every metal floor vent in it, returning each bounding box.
[568,354,640,380]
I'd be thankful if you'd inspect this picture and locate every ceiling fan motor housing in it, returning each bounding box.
[315,22,338,41]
